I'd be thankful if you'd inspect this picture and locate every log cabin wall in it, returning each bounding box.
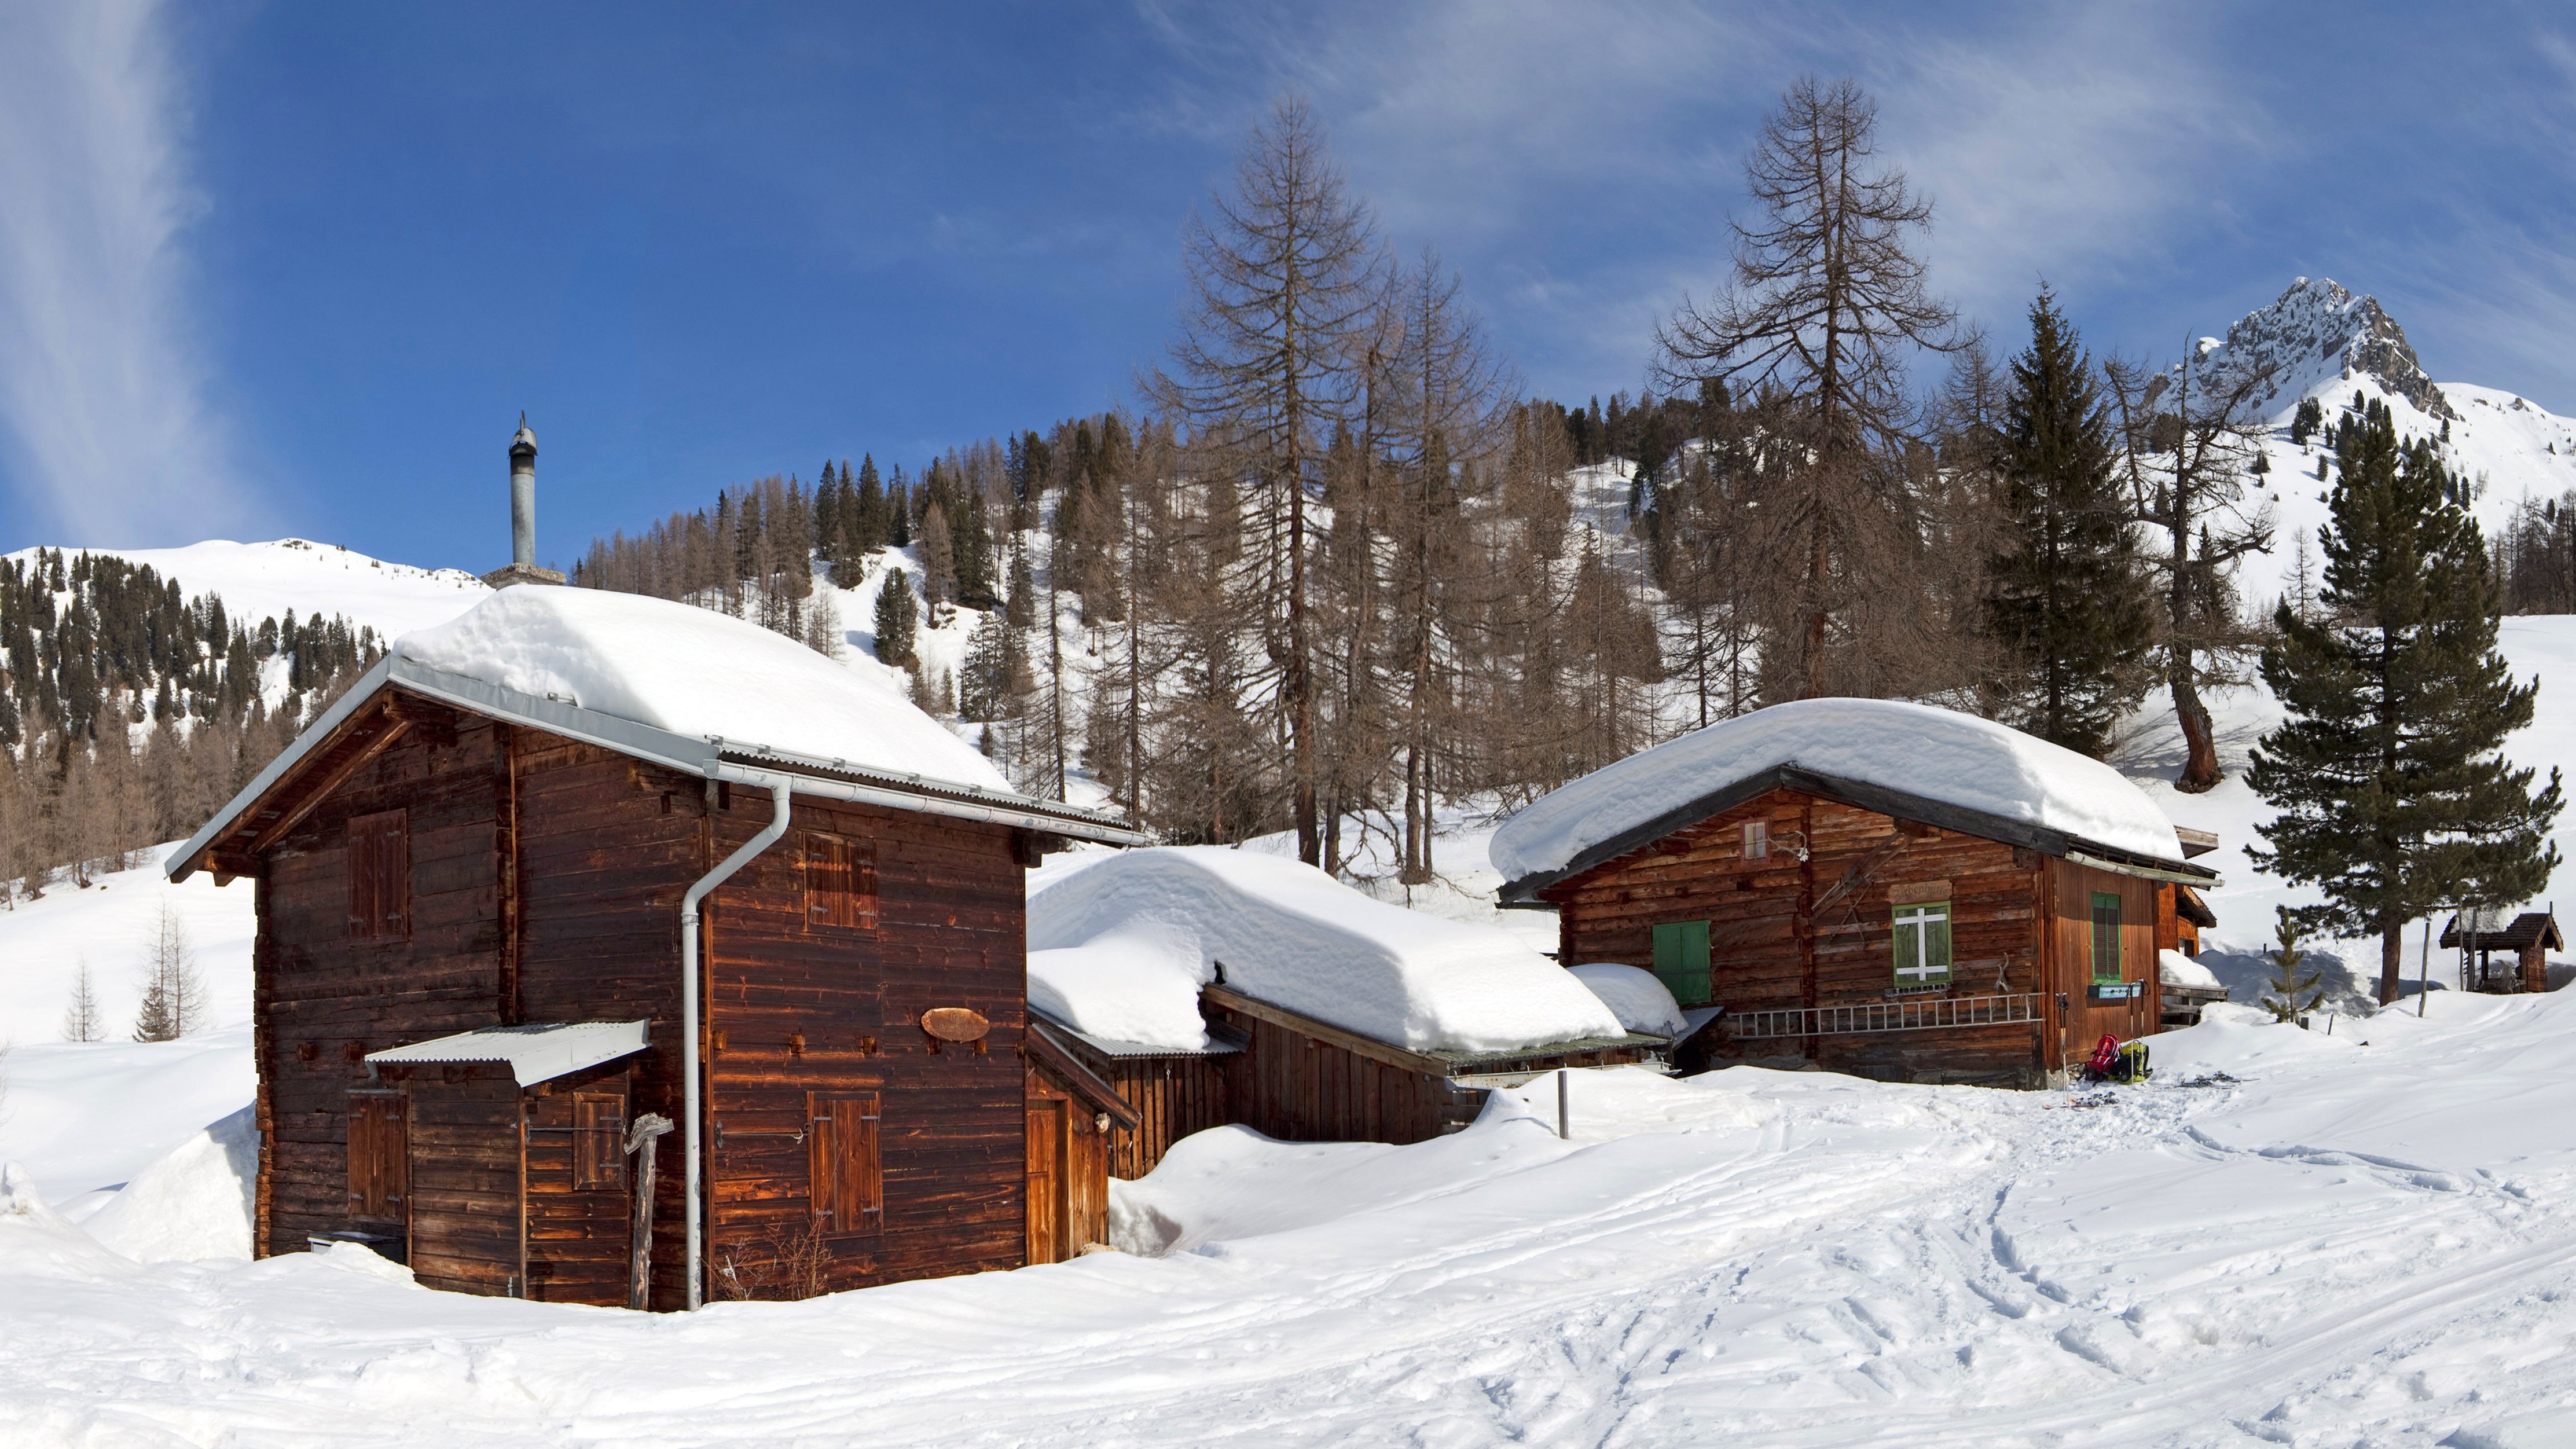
[507,729,703,1309]
[519,1062,637,1305]
[1050,1042,1231,1180]
[1546,787,2051,1088]
[2045,860,2159,1072]
[401,1065,524,1295]
[1206,1004,1482,1146]
[699,793,1030,1298]
[252,710,507,1261]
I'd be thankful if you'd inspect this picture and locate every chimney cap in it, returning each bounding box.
[512,411,537,455]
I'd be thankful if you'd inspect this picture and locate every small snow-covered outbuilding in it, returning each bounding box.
[1491,699,2222,1088]
[169,584,1147,1307]
[1027,849,1661,1171]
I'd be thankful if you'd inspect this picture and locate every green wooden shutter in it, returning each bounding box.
[1652,920,1712,1006]
[1892,902,1953,988]
[2091,892,2122,982]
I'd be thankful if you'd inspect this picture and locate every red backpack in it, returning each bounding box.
[2086,1033,2121,1079]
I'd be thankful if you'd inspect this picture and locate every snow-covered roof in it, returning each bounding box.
[397,586,1004,790]
[365,1021,649,1087]
[1491,698,2199,895]
[169,587,1146,881]
[1028,848,1626,1056]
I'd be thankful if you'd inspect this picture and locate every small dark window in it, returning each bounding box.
[806,833,878,932]
[573,1092,625,1191]
[346,1091,406,1220]
[347,809,409,941]
[2091,891,2123,982]
[808,1091,883,1236]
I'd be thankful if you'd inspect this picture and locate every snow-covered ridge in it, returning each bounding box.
[2,538,488,639]
[1492,697,2188,884]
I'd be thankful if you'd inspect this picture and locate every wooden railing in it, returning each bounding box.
[1724,992,2045,1040]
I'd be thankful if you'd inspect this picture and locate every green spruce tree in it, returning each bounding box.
[872,567,917,669]
[1983,287,2152,757]
[2248,398,2563,1004]
[2260,906,2325,1023]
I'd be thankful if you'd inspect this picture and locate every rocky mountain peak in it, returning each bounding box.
[2181,277,2457,423]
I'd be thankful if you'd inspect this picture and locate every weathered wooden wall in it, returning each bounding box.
[521,1062,636,1306]
[700,792,1030,1298]
[1546,787,2054,1088]
[1066,1050,1231,1180]
[508,731,699,1308]
[402,1066,522,1295]
[1205,1001,1481,1146]
[250,702,507,1261]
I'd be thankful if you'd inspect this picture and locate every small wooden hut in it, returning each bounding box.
[1492,699,2222,1088]
[2441,908,2563,995]
[170,585,1145,1308]
[1027,849,1666,1176]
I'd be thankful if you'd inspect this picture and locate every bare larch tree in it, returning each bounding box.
[1148,96,1382,865]
[1656,75,1956,698]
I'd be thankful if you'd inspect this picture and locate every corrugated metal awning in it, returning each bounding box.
[366,1020,651,1087]
[1030,1007,1246,1059]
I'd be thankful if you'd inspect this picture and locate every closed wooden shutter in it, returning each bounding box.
[1652,919,1713,1005]
[807,1092,882,1236]
[347,809,409,941]
[346,1091,407,1220]
[573,1092,625,1190]
[805,835,879,931]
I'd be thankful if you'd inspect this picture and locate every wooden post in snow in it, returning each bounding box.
[625,1112,674,1311]
[1558,1070,1570,1142]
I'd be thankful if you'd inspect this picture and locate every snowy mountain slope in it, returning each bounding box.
[14,994,2576,1443]
[2,538,490,638]
[2164,278,2576,606]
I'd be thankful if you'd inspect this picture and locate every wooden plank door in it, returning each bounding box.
[1025,1100,1065,1265]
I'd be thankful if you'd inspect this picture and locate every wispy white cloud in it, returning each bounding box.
[0,0,250,544]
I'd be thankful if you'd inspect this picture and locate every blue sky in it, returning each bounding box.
[2,1,2573,571]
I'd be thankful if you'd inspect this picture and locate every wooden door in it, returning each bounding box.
[1025,1100,1066,1264]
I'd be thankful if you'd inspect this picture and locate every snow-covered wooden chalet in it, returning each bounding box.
[167,585,1148,1307]
[1025,849,1667,1175]
[2441,907,2564,995]
[1490,699,2223,1088]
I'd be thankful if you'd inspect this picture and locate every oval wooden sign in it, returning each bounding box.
[920,1007,990,1043]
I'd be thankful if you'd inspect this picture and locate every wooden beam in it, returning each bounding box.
[1202,982,1451,1078]
[243,714,413,854]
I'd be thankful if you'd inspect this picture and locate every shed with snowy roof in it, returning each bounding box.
[1026,849,1666,1170]
[168,584,1147,1309]
[1490,699,2221,1088]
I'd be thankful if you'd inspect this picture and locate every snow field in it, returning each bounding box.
[18,994,2576,1443]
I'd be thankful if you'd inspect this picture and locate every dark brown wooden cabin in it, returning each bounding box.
[2442,908,2563,995]
[1022,1022,1138,1263]
[1032,1010,1244,1180]
[1499,768,2222,1088]
[167,647,1144,1309]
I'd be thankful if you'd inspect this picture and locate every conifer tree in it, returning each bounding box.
[61,958,102,1041]
[917,507,956,626]
[2249,398,2563,1004]
[2260,907,2324,1024]
[1982,288,2151,757]
[872,568,917,668]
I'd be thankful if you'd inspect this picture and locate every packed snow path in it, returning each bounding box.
[12,996,2576,1445]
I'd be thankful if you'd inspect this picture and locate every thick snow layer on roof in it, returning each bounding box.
[1028,848,1624,1055]
[2161,948,2225,991]
[1492,697,2185,883]
[395,586,1005,790]
[1568,964,1685,1037]
[1029,926,1213,1051]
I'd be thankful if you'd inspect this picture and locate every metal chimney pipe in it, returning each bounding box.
[509,413,538,568]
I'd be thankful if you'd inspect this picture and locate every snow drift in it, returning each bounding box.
[1492,696,2187,883]
[1027,848,1624,1054]
[395,585,1004,790]
[1569,963,1686,1037]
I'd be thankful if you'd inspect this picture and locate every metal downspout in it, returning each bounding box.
[681,777,791,1310]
